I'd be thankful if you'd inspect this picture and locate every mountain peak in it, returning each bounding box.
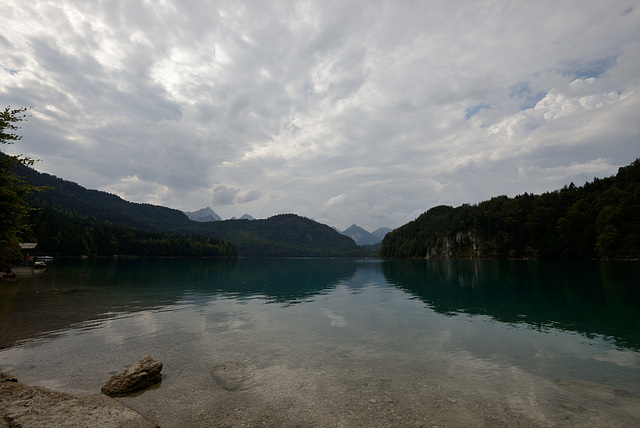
[340,224,388,246]
[184,207,222,222]
[372,227,392,239]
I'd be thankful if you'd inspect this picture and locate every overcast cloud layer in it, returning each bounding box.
[2,1,639,231]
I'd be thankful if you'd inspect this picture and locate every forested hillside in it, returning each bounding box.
[16,164,370,258]
[18,164,192,231]
[191,214,373,257]
[380,159,640,260]
[26,208,237,257]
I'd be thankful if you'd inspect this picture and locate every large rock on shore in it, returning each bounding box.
[101,356,163,397]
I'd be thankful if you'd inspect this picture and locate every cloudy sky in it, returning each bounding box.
[2,1,639,231]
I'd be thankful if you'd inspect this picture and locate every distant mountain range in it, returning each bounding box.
[339,224,392,246]
[234,214,255,221]
[185,207,391,247]
[184,207,255,222]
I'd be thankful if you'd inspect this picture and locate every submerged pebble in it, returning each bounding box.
[211,362,247,390]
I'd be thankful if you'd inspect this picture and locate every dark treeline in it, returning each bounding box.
[380,159,640,260]
[16,163,192,232]
[25,206,237,258]
[191,213,374,258]
[15,163,370,258]
[14,163,237,258]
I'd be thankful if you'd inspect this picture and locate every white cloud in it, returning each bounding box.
[212,185,240,206]
[325,194,346,208]
[518,158,617,184]
[107,175,172,206]
[213,184,263,206]
[1,0,639,231]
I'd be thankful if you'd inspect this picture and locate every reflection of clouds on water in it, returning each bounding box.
[204,299,261,334]
[590,349,639,368]
[343,260,387,293]
[324,309,347,328]
[101,318,129,346]
[137,311,161,336]
[96,310,164,347]
[205,309,257,333]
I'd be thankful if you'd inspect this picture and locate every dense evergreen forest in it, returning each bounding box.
[14,163,370,258]
[13,164,236,258]
[25,207,237,258]
[190,213,373,258]
[380,159,640,260]
[17,163,193,232]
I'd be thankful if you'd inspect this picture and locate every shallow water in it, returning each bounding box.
[1,258,639,426]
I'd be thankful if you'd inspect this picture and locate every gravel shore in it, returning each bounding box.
[0,369,158,428]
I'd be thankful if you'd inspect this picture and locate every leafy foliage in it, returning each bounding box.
[380,159,640,260]
[0,107,43,269]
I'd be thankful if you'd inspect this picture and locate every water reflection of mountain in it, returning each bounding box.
[5,259,639,351]
[191,258,359,304]
[0,258,357,348]
[381,260,640,351]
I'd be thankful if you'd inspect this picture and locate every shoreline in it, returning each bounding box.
[0,369,158,428]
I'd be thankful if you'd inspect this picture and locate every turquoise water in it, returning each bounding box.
[1,258,639,426]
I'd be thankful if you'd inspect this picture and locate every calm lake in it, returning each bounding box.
[1,258,639,427]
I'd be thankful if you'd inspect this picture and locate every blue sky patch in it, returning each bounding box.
[570,56,618,80]
[465,104,492,120]
[2,66,19,75]
[510,82,546,110]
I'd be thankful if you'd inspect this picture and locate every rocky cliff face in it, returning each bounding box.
[424,230,482,259]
